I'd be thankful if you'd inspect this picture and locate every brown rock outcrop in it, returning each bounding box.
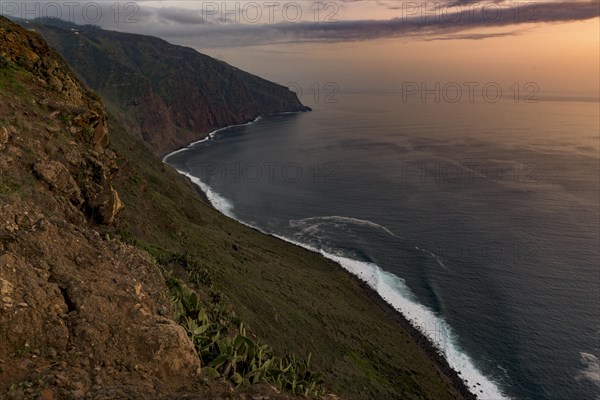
[0,16,201,398]
[96,185,124,225]
[33,160,83,204]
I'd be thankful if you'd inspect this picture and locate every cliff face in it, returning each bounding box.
[26,18,310,156]
[1,17,474,400]
[0,18,319,400]
[0,17,201,398]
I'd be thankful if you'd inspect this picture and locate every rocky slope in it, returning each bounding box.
[0,16,205,398]
[0,16,329,400]
[24,18,310,157]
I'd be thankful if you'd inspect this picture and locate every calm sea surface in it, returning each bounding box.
[166,93,600,400]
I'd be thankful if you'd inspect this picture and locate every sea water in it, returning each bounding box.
[165,93,600,400]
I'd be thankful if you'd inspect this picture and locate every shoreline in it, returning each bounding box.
[162,113,481,400]
[161,116,263,162]
[161,110,310,162]
[355,277,476,400]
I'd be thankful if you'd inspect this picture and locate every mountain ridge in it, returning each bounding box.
[25,17,310,157]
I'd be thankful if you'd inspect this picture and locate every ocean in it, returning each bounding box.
[164,92,600,400]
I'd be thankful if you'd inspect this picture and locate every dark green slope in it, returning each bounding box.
[26,17,310,157]
[106,110,474,400]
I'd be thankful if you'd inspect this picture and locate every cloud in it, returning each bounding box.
[153,7,205,25]
[135,1,599,47]
[423,30,525,41]
[2,0,597,46]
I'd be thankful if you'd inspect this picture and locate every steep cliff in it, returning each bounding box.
[0,17,326,400]
[25,18,310,157]
[1,16,474,400]
[0,16,204,398]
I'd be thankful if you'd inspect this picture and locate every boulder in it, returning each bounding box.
[73,110,109,148]
[92,118,109,147]
[33,160,82,204]
[98,185,124,225]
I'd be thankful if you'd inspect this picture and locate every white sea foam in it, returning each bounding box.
[162,115,263,163]
[415,245,449,270]
[180,172,235,218]
[176,171,509,399]
[162,114,509,400]
[290,215,398,237]
[172,168,510,399]
[577,352,600,398]
[273,238,509,400]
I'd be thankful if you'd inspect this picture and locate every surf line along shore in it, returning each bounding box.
[161,112,487,400]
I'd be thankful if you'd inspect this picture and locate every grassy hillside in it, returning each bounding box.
[106,110,473,400]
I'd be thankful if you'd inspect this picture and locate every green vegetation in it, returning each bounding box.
[13,342,31,357]
[0,177,19,195]
[83,126,94,139]
[160,257,325,396]
[0,58,27,95]
[107,113,468,400]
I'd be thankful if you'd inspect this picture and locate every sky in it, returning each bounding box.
[2,1,598,96]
